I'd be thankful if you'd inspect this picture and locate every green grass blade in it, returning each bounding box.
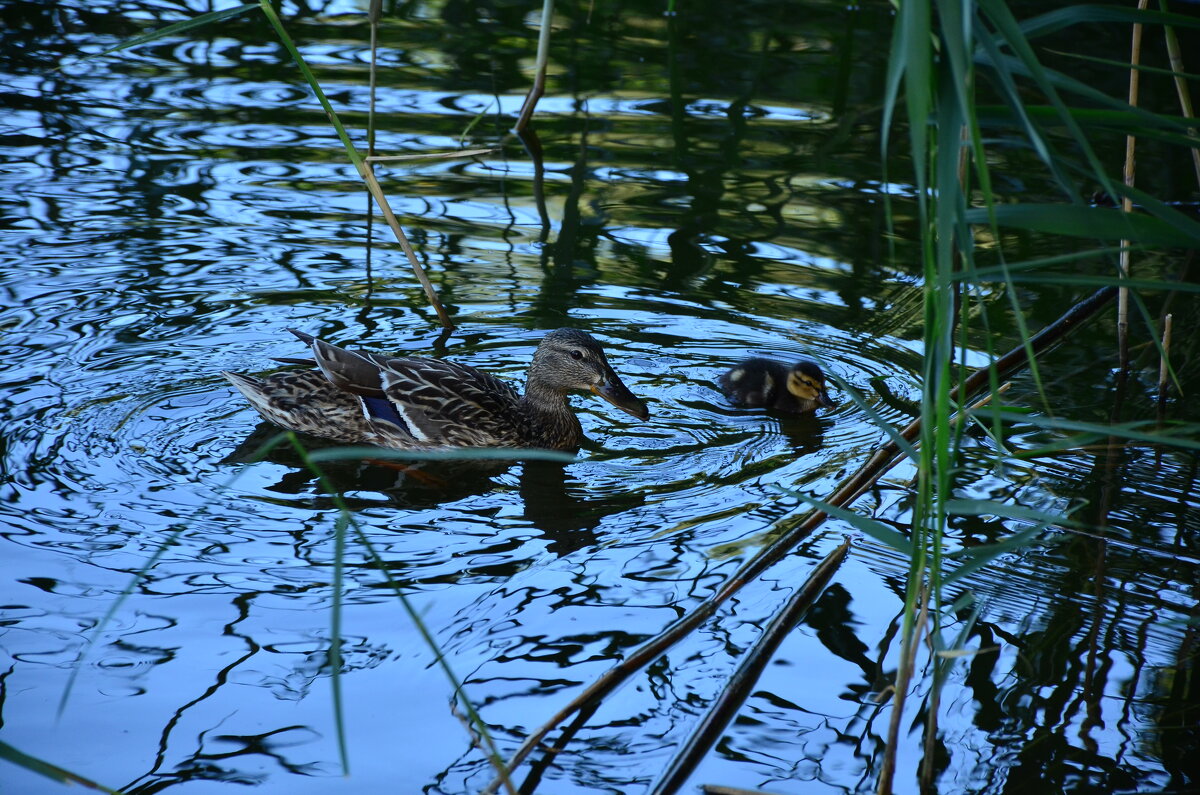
[979,0,1121,201]
[58,464,254,718]
[977,273,1200,292]
[964,205,1200,247]
[982,52,1195,135]
[286,434,516,790]
[943,525,1049,586]
[1039,51,1200,84]
[256,0,365,171]
[826,373,919,464]
[945,498,1080,525]
[978,409,1200,451]
[287,435,351,773]
[0,741,118,793]
[1019,4,1200,40]
[773,486,911,555]
[1105,182,1200,243]
[64,3,257,64]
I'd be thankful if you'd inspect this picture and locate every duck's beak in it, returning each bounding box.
[591,375,650,421]
[818,389,835,409]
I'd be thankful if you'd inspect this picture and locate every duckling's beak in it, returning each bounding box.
[591,377,650,421]
[818,389,835,409]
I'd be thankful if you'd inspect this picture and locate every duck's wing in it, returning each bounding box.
[376,358,525,447]
[297,331,524,448]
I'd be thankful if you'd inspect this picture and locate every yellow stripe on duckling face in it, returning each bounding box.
[786,370,823,401]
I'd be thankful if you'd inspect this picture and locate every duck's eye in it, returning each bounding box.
[569,349,584,361]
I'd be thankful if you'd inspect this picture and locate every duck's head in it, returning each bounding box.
[529,329,650,420]
[787,361,835,409]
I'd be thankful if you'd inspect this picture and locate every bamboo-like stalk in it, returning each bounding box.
[1160,7,1200,187]
[649,540,851,795]
[1119,0,1151,369]
[514,0,555,132]
[481,287,1120,795]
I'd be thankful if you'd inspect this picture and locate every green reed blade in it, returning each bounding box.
[63,3,257,65]
[773,486,911,556]
[978,409,1200,451]
[0,741,118,794]
[1019,4,1200,40]
[964,205,1200,246]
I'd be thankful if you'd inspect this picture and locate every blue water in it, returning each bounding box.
[2,1,1197,793]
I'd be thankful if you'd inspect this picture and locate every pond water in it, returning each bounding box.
[2,1,1198,793]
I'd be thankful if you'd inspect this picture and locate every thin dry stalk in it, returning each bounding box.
[514,0,555,132]
[1119,0,1150,369]
[918,618,942,792]
[364,0,381,296]
[482,289,1119,795]
[450,702,518,795]
[257,0,453,328]
[649,540,851,795]
[1158,313,1174,403]
[1162,20,1200,186]
[367,0,380,158]
[515,704,598,794]
[1157,313,1174,442]
[366,148,498,163]
[360,164,455,328]
[877,582,929,795]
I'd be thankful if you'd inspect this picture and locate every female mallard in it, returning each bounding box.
[224,328,649,452]
[719,358,834,414]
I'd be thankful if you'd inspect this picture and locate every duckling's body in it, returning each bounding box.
[224,328,649,452]
[719,358,834,414]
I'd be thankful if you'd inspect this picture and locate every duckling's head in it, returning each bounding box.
[786,361,835,409]
[529,329,650,420]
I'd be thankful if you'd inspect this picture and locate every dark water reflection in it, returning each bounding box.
[2,0,1198,793]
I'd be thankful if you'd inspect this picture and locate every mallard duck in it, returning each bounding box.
[223,328,649,452]
[719,358,834,413]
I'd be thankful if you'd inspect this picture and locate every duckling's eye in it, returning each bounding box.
[569,349,584,361]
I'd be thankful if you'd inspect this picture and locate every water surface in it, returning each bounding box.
[2,1,1197,793]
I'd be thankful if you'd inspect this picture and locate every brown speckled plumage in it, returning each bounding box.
[224,328,649,451]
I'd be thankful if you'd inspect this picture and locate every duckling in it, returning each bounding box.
[719,358,834,413]
[223,328,649,452]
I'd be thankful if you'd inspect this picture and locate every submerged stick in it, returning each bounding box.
[1157,314,1174,441]
[649,540,850,795]
[482,286,1120,794]
[1158,314,1173,405]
